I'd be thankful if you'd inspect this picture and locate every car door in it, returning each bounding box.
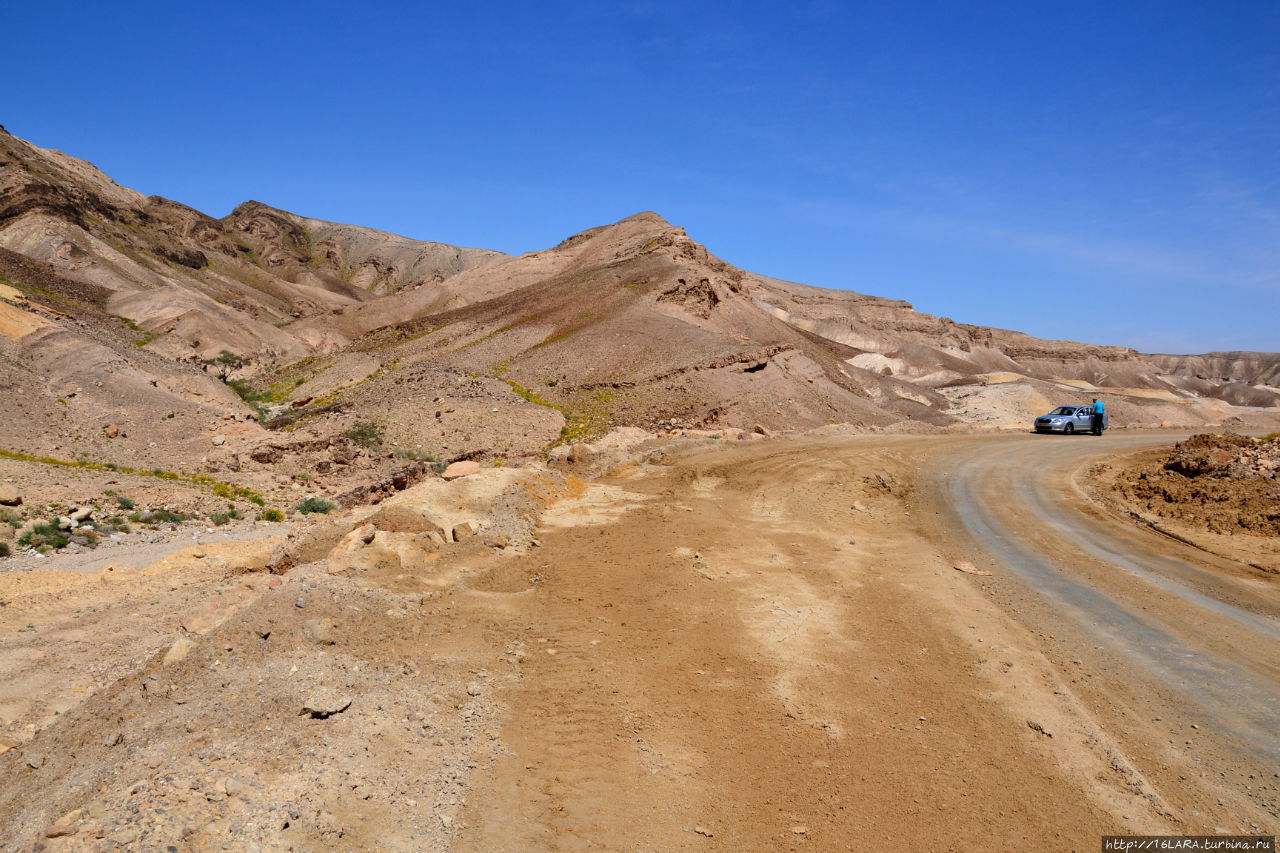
[1073,407,1091,430]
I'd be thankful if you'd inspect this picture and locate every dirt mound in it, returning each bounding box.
[1107,433,1280,535]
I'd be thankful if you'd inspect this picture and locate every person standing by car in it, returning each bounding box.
[1091,398,1104,435]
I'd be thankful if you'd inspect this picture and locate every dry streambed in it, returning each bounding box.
[0,463,588,851]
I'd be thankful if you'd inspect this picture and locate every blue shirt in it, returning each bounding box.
[1093,401,1104,413]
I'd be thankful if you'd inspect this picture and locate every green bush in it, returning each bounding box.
[295,497,336,515]
[257,509,285,522]
[17,521,69,552]
[0,542,10,558]
[115,495,135,510]
[0,509,20,528]
[150,509,185,524]
[341,421,384,450]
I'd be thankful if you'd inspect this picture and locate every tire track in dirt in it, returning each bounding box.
[937,434,1280,762]
[456,439,1130,850]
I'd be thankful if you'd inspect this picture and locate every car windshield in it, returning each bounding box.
[1048,407,1077,415]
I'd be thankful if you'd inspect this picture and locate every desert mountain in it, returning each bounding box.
[1,123,1278,483]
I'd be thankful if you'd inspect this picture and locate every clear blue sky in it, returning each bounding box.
[4,1,1277,353]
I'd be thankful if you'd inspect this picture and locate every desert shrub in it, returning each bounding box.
[17,521,69,552]
[0,543,9,558]
[341,420,384,450]
[115,495,135,510]
[210,506,242,525]
[150,509,185,524]
[1262,432,1280,444]
[295,497,336,515]
[257,509,285,522]
[0,509,20,528]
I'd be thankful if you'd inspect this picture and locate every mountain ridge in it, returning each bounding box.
[0,125,1277,486]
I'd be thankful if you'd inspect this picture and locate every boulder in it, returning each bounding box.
[567,444,594,464]
[300,693,352,719]
[441,460,480,480]
[328,523,377,558]
[0,485,20,506]
[953,560,992,577]
[367,505,445,537]
[163,636,197,665]
[250,446,283,464]
[304,618,336,646]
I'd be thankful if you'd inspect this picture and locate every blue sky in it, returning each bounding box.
[4,1,1277,353]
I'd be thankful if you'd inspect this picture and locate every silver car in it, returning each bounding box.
[1033,405,1107,435]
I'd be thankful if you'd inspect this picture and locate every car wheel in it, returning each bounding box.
[1064,423,1074,435]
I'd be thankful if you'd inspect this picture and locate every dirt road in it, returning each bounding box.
[454,433,1277,850]
[934,434,1280,762]
[1,433,1276,850]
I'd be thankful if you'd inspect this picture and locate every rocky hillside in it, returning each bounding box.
[1,123,1278,484]
[0,127,504,368]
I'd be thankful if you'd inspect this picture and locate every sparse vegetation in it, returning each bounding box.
[114,315,156,347]
[115,495,135,510]
[18,521,73,552]
[150,509,186,524]
[257,509,285,522]
[0,543,10,558]
[394,447,440,462]
[226,379,280,420]
[1,508,20,528]
[342,420,384,450]
[499,378,558,409]
[0,449,265,505]
[295,497,336,515]
[558,413,592,444]
[210,505,242,525]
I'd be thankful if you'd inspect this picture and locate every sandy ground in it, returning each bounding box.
[0,433,1276,850]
